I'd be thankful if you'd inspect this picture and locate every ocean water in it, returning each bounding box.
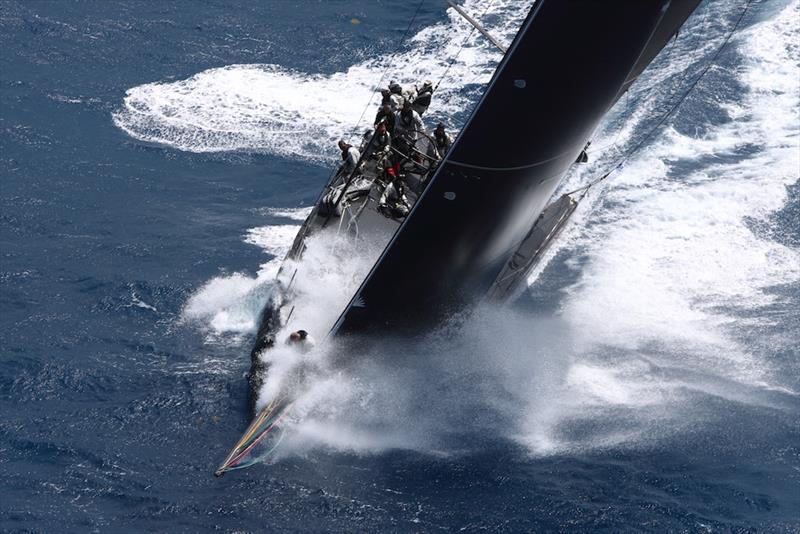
[1,0,799,531]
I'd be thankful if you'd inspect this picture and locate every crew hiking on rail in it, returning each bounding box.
[333,79,453,219]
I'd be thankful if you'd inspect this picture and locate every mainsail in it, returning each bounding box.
[332,0,702,336]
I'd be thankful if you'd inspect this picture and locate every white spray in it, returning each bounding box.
[169,1,799,457]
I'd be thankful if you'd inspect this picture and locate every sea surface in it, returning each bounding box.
[2,0,799,532]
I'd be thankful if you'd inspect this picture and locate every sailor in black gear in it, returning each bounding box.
[393,102,425,166]
[388,80,402,95]
[411,80,434,116]
[378,172,410,219]
[380,88,392,107]
[434,123,452,156]
[387,81,404,111]
[395,101,425,141]
[363,121,392,161]
[374,103,396,134]
[359,128,373,154]
[372,121,391,154]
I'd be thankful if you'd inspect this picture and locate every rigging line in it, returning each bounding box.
[434,0,496,92]
[587,2,713,163]
[347,0,427,140]
[447,146,574,171]
[565,0,753,198]
[222,414,289,471]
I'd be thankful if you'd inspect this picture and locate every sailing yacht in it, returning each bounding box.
[215,0,703,477]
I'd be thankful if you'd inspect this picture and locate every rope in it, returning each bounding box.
[224,420,288,471]
[311,0,428,195]
[434,0,496,92]
[348,0,427,139]
[447,144,577,172]
[565,0,753,199]
[586,2,714,160]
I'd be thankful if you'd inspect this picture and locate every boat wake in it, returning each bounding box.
[175,0,798,461]
[112,0,532,162]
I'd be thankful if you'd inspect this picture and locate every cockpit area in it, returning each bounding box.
[284,79,454,260]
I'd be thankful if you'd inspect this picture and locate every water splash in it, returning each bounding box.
[180,1,799,459]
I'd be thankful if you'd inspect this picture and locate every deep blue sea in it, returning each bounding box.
[2,0,799,532]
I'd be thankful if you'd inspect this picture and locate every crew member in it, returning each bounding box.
[287,329,315,352]
[380,89,393,108]
[395,102,425,142]
[392,102,425,165]
[371,121,391,156]
[433,123,452,156]
[374,103,396,134]
[337,139,360,177]
[360,122,391,163]
[378,172,411,219]
[411,80,434,116]
[402,83,417,105]
[388,81,405,111]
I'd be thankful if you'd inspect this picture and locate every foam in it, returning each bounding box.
[181,223,299,341]
[112,0,533,162]
[265,1,800,458]
[512,0,800,454]
[251,231,387,411]
[181,273,270,340]
[244,224,299,278]
[257,206,313,221]
[179,1,799,459]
